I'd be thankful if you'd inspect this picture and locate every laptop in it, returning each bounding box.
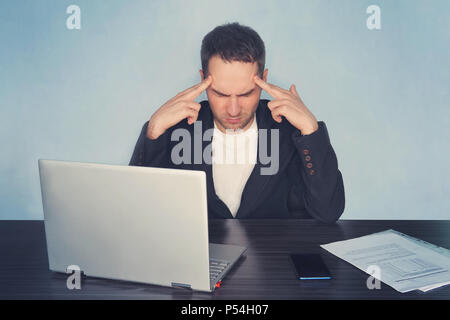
[38,159,246,292]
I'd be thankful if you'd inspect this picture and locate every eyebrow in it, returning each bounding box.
[211,87,256,97]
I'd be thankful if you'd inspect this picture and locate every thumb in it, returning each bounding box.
[187,109,199,125]
[290,84,300,97]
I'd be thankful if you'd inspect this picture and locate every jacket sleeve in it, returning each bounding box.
[290,121,345,223]
[129,121,171,168]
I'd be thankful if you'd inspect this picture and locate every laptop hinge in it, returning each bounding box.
[171,282,191,289]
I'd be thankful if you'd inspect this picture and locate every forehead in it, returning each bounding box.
[208,55,258,94]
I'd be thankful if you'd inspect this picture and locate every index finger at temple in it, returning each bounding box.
[188,75,212,98]
[198,75,213,92]
[178,75,211,99]
[254,76,279,98]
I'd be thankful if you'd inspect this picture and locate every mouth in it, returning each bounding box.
[226,118,241,124]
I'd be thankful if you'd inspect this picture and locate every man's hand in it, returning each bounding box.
[254,76,318,135]
[147,75,212,139]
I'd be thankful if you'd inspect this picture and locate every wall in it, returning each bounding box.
[1,0,449,219]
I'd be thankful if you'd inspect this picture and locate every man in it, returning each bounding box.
[130,22,345,222]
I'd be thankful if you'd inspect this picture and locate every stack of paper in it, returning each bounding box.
[321,229,450,293]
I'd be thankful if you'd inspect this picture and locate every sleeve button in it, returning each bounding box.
[306,163,313,169]
[309,169,315,175]
[303,149,309,155]
[305,155,311,161]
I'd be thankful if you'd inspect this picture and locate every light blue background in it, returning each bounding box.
[1,0,449,220]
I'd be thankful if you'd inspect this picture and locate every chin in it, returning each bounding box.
[224,121,246,131]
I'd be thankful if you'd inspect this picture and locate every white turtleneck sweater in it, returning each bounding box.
[212,115,258,217]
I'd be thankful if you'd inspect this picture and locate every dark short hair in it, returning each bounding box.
[201,22,266,78]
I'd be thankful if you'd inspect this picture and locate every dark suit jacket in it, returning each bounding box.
[129,99,345,222]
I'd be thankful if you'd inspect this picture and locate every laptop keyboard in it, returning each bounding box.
[209,258,230,281]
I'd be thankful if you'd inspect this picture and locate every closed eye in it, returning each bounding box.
[211,88,256,97]
[238,88,255,97]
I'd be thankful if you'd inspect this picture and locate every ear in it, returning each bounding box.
[262,68,268,82]
[199,69,204,81]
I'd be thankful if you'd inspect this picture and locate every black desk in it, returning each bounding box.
[1,220,449,300]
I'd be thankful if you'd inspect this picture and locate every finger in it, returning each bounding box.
[183,75,212,99]
[183,101,201,124]
[182,101,201,112]
[290,84,300,98]
[272,112,282,123]
[175,75,210,98]
[196,75,213,93]
[253,76,277,97]
[271,105,288,123]
[267,99,290,111]
[254,76,290,98]
[185,108,199,125]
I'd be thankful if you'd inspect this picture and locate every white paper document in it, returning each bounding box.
[321,230,450,293]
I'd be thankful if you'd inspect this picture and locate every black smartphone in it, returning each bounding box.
[290,254,332,280]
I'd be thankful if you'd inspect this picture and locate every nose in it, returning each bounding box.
[227,97,241,117]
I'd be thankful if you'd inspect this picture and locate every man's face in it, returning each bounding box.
[201,55,267,132]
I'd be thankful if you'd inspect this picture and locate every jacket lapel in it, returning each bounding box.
[196,104,234,218]
[235,101,295,218]
[197,99,295,219]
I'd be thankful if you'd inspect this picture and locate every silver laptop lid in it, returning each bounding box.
[38,159,212,292]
